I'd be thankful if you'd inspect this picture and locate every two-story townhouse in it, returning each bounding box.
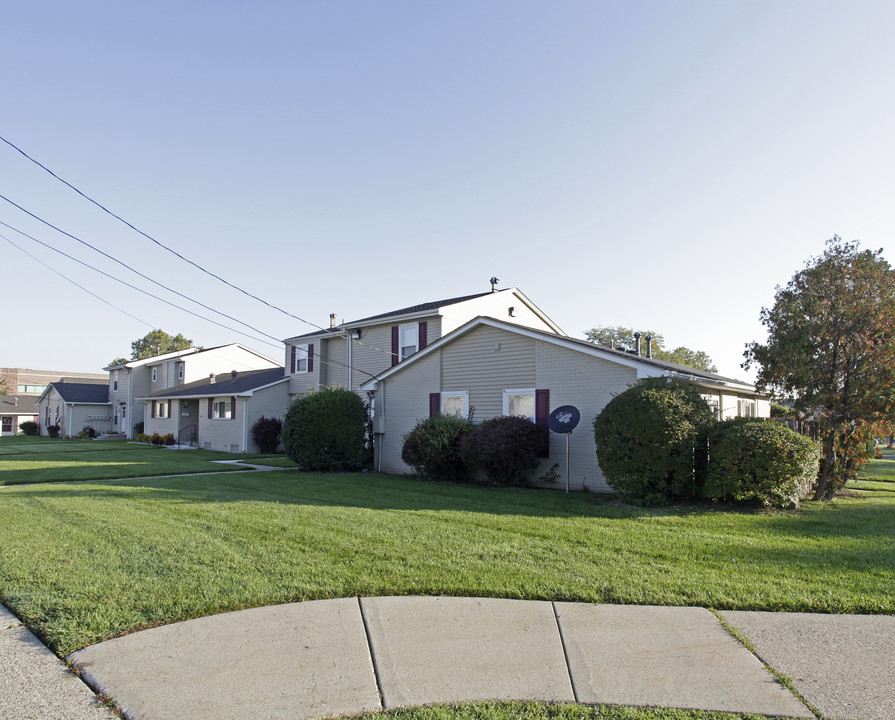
[283,281,564,401]
[105,344,281,439]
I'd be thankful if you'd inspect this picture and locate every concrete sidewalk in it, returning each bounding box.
[68,597,813,720]
[5,597,894,720]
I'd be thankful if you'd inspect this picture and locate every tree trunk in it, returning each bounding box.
[813,431,837,501]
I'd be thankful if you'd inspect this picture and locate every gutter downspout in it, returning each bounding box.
[242,397,248,454]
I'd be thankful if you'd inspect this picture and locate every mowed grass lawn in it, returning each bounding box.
[0,437,893,660]
[0,435,289,484]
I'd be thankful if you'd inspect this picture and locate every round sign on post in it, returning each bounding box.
[547,405,580,493]
[547,405,580,434]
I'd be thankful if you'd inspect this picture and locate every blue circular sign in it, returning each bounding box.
[547,405,580,433]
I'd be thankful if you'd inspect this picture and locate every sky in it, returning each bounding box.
[3,0,894,382]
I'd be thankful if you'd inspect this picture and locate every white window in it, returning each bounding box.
[441,391,469,418]
[737,399,756,418]
[503,388,536,422]
[112,371,118,392]
[151,367,158,382]
[178,363,184,380]
[213,399,232,420]
[399,324,418,361]
[295,344,310,373]
[156,401,168,418]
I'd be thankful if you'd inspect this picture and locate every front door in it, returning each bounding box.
[2,416,13,435]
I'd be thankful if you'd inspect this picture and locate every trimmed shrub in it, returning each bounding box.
[78,426,97,439]
[19,421,39,436]
[164,433,176,446]
[401,414,475,482]
[592,378,716,505]
[459,415,548,486]
[134,421,144,436]
[251,415,283,454]
[281,387,369,471]
[47,424,61,438]
[704,418,821,508]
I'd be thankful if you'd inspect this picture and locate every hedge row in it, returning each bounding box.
[402,414,546,486]
[593,378,820,508]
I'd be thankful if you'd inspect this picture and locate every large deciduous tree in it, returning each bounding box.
[130,330,193,360]
[584,326,718,373]
[744,237,895,499]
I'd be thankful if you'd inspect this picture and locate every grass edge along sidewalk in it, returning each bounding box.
[0,454,892,657]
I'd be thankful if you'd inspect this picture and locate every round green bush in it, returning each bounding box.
[704,417,820,507]
[401,414,475,482]
[281,387,369,471]
[18,421,39,436]
[592,378,716,505]
[459,415,548,486]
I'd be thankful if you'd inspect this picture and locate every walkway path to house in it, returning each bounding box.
[4,597,894,720]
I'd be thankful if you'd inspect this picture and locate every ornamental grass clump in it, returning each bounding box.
[593,378,715,505]
[401,414,475,482]
[704,417,821,507]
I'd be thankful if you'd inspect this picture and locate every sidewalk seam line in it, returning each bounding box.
[552,601,579,703]
[357,596,386,711]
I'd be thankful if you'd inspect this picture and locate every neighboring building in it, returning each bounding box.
[283,280,564,399]
[105,345,281,438]
[1,368,107,436]
[360,316,771,493]
[35,380,112,438]
[138,367,288,453]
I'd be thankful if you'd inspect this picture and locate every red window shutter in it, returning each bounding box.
[308,343,314,372]
[429,392,441,417]
[151,401,157,419]
[208,398,213,419]
[391,326,400,366]
[535,389,550,458]
[291,346,296,373]
[418,321,428,351]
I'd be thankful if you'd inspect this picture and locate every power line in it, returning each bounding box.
[0,192,287,346]
[0,218,282,350]
[1,231,155,330]
[0,134,399,361]
[1,218,376,379]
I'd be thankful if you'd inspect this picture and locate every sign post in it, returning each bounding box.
[547,405,580,493]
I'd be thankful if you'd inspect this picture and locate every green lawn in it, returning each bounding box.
[1,451,893,657]
[0,436,274,484]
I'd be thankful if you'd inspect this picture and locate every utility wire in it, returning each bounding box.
[0,218,281,350]
[1,231,155,329]
[0,218,377,379]
[0,192,287,346]
[0,134,398,360]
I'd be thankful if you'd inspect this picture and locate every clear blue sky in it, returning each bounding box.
[3,0,893,380]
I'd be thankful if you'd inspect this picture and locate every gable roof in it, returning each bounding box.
[44,382,110,405]
[138,367,286,400]
[284,287,564,342]
[361,316,762,395]
[0,395,39,415]
[104,344,280,372]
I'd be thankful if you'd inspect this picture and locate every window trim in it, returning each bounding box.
[151,367,158,382]
[294,344,310,373]
[399,323,419,361]
[441,391,469,418]
[212,398,233,420]
[503,388,536,422]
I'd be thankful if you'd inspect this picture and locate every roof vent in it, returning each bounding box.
[634,332,642,356]
[490,276,500,292]
[231,370,238,382]
[330,313,337,329]
[209,373,216,384]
